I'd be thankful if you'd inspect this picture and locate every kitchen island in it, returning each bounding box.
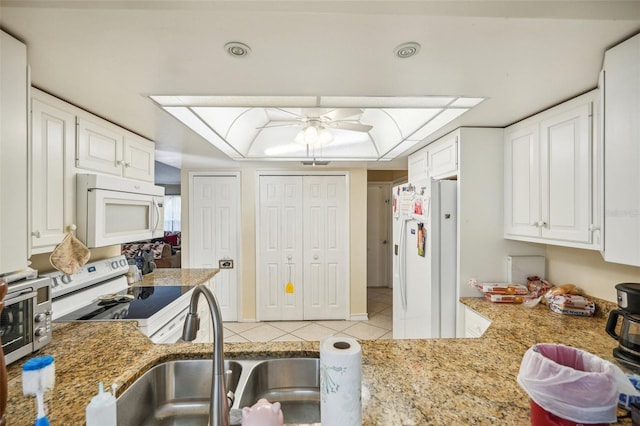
[5,279,630,425]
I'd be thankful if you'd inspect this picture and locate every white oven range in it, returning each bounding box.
[43,255,195,344]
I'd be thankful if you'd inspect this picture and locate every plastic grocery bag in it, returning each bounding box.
[517,343,640,424]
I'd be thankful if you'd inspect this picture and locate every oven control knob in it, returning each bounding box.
[34,327,47,337]
[120,259,127,267]
[111,261,118,269]
[34,313,46,323]
[61,275,72,284]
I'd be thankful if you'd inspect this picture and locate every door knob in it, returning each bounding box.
[382,240,388,244]
[313,254,319,260]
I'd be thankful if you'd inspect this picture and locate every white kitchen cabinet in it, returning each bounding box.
[504,91,597,249]
[30,90,77,254]
[464,306,491,338]
[408,135,458,182]
[407,148,428,183]
[602,33,640,266]
[428,133,458,179]
[0,31,29,274]
[77,115,155,182]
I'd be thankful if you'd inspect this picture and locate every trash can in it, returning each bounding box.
[517,343,639,425]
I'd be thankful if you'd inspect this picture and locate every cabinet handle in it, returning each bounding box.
[31,230,41,238]
[68,224,77,232]
[538,221,547,228]
[124,162,131,168]
[116,160,123,166]
[589,224,600,232]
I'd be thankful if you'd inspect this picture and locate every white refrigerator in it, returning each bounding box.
[392,179,457,339]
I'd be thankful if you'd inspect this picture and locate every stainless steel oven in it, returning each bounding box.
[1,277,52,365]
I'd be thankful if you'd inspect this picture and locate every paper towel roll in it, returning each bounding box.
[320,336,362,426]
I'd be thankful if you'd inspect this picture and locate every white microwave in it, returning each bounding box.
[76,174,165,248]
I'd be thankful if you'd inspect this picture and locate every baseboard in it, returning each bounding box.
[350,313,368,321]
[236,318,257,323]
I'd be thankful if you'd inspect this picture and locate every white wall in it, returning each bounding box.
[546,245,640,302]
[457,128,546,298]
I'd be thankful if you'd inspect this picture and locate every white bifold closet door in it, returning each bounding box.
[258,175,347,321]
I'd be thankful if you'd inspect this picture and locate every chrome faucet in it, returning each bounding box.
[182,285,229,426]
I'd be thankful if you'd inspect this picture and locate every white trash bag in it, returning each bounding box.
[517,343,640,424]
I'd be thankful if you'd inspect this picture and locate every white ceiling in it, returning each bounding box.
[1,1,639,173]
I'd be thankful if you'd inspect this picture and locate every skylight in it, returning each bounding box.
[151,95,484,161]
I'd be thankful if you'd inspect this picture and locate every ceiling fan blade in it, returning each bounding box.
[328,121,373,132]
[256,122,300,129]
[267,107,306,119]
[321,108,363,121]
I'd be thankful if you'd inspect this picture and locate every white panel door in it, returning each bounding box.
[303,175,347,320]
[366,183,390,287]
[540,103,591,242]
[504,125,540,237]
[190,175,238,321]
[258,176,304,320]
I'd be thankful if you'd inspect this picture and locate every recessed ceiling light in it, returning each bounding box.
[394,42,421,59]
[224,42,251,58]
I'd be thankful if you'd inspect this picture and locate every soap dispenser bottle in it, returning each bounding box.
[85,381,117,426]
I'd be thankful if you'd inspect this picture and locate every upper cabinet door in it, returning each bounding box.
[30,96,77,253]
[0,31,28,274]
[603,33,640,266]
[540,103,591,243]
[428,134,458,180]
[123,134,155,182]
[76,116,124,176]
[504,124,540,238]
[407,148,428,183]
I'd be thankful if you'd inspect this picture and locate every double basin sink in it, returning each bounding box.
[117,357,320,425]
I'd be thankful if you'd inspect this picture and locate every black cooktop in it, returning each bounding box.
[55,285,195,322]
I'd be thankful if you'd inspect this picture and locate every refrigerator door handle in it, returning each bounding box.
[398,219,408,312]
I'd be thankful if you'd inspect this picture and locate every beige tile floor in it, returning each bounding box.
[224,287,392,343]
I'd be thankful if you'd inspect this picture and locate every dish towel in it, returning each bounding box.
[49,233,91,274]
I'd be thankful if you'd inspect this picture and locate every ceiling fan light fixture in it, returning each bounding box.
[317,127,333,145]
[394,42,421,59]
[294,125,333,147]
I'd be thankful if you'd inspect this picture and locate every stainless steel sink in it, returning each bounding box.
[117,359,243,426]
[236,358,320,424]
[116,358,320,426]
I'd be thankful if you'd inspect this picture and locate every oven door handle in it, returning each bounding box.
[5,290,37,305]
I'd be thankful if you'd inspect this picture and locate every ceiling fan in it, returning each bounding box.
[257,108,373,146]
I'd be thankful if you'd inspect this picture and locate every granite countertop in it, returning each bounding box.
[6,285,630,425]
[137,267,220,286]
